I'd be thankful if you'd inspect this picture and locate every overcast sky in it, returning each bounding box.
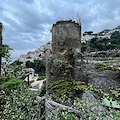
[0,0,120,61]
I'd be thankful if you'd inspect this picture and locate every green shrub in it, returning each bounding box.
[26,60,46,75]
[0,77,8,85]
[0,83,45,120]
[47,79,90,101]
[1,78,23,92]
[48,79,120,107]
[37,76,46,81]
[29,80,34,85]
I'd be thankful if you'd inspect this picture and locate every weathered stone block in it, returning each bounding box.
[46,56,74,84]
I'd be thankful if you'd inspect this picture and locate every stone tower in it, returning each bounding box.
[46,20,82,85]
[52,20,81,59]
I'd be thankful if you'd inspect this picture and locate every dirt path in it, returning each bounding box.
[31,79,46,88]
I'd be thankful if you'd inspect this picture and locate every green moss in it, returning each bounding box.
[116,67,120,71]
[95,61,119,71]
[95,63,106,70]
[103,60,116,63]
[62,59,71,68]
[101,65,114,71]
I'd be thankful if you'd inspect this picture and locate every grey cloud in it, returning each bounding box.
[0,0,120,61]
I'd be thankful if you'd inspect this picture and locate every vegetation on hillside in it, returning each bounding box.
[82,31,120,52]
[0,82,45,120]
[26,60,46,76]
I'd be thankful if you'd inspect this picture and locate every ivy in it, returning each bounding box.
[48,79,92,100]
[48,79,120,107]
[95,61,120,71]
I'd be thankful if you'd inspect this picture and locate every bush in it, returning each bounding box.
[47,79,90,101]
[0,83,45,120]
[1,78,23,93]
[37,76,46,81]
[5,65,27,79]
[0,77,8,85]
[29,80,34,85]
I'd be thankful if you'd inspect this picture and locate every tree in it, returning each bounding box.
[0,23,13,76]
[0,23,2,76]
[26,60,45,75]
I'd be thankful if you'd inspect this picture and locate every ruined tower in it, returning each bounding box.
[46,20,82,85]
[52,20,81,59]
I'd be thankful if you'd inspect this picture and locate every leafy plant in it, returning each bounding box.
[5,64,27,79]
[110,109,120,120]
[1,78,23,93]
[0,76,8,85]
[37,76,46,81]
[57,108,76,120]
[48,79,92,101]
[0,83,45,120]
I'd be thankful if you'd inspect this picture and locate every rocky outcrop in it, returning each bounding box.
[81,91,113,120]
[89,50,120,58]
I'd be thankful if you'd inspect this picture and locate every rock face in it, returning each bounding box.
[46,56,75,84]
[81,91,113,120]
[52,20,81,59]
[84,63,120,97]
[89,50,120,58]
